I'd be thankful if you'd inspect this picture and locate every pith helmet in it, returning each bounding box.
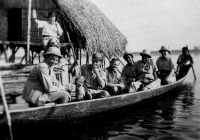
[159,46,171,53]
[44,47,62,58]
[140,49,151,58]
[123,52,133,60]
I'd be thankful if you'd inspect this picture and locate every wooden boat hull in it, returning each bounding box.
[0,75,186,125]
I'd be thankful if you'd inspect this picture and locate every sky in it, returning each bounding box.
[90,0,200,52]
[3,0,200,57]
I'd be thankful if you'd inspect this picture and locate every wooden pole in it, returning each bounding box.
[186,45,196,80]
[0,71,13,140]
[66,32,77,62]
[26,0,32,64]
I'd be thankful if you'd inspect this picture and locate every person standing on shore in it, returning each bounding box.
[32,10,63,51]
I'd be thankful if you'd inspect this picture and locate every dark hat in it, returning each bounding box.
[91,53,102,61]
[48,12,56,18]
[140,49,151,58]
[159,46,171,53]
[123,52,133,60]
[43,47,62,58]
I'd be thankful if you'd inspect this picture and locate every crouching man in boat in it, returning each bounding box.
[22,47,71,107]
[121,52,137,93]
[68,53,110,101]
[130,49,161,91]
[104,57,125,95]
[176,46,194,79]
[156,46,176,85]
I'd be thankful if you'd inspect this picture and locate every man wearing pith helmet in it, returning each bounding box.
[69,52,110,101]
[23,47,71,107]
[156,46,176,85]
[121,51,137,92]
[130,49,161,91]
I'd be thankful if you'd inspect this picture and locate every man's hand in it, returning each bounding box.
[127,78,135,84]
[118,83,125,89]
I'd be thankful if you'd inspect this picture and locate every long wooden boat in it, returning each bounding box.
[0,71,188,125]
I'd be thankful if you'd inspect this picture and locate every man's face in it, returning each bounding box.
[92,60,101,69]
[182,49,189,56]
[49,16,56,24]
[125,55,133,64]
[142,55,150,63]
[110,60,119,70]
[160,51,169,59]
[46,55,59,67]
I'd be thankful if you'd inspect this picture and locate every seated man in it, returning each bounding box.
[104,58,125,95]
[121,52,137,93]
[131,49,161,91]
[177,46,194,78]
[156,46,176,85]
[68,53,110,101]
[22,47,72,107]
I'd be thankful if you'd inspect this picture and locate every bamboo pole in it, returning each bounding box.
[26,0,32,64]
[0,71,13,140]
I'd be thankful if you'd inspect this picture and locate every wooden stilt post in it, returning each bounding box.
[0,71,13,140]
[186,45,197,80]
[80,48,82,65]
[86,50,89,65]
[3,43,8,63]
[26,0,32,64]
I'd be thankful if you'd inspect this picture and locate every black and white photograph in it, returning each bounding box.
[0,0,199,140]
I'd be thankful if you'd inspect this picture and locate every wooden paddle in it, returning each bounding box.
[0,71,13,140]
[186,45,196,80]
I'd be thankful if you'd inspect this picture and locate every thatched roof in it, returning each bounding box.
[51,0,127,56]
[0,0,127,56]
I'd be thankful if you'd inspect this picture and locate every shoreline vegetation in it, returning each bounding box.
[1,49,200,60]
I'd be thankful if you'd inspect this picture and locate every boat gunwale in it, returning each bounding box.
[4,74,186,114]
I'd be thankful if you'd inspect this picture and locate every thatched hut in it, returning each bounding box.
[0,0,127,58]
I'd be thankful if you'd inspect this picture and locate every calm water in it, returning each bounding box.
[0,52,200,140]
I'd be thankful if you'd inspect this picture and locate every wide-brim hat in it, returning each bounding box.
[140,49,151,58]
[43,47,63,58]
[91,53,103,61]
[123,52,133,60]
[159,46,171,53]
